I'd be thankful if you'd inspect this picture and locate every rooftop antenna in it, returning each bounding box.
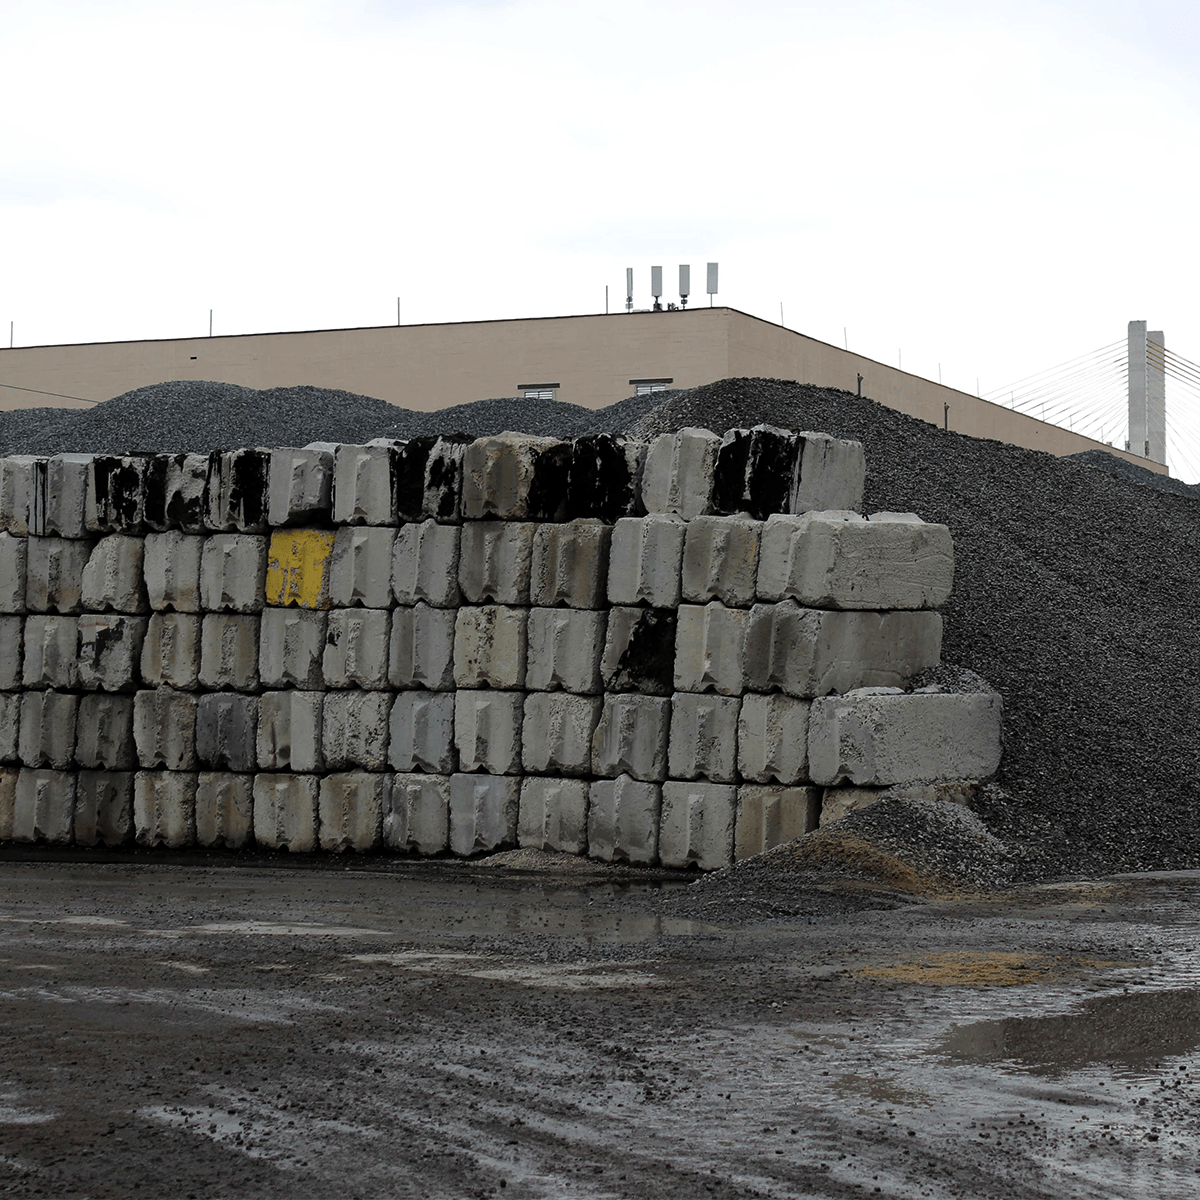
[679,264,690,309]
[651,265,663,312]
[706,262,718,307]
[625,267,633,313]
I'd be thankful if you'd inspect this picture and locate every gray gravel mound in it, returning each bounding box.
[1068,448,1200,501]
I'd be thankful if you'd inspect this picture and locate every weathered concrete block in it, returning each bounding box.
[205,449,271,533]
[565,434,646,521]
[0,616,22,690]
[19,690,78,768]
[77,614,147,692]
[81,535,148,613]
[392,520,461,607]
[319,772,386,852]
[591,693,671,782]
[392,435,468,523]
[529,520,611,609]
[25,536,93,613]
[710,425,803,520]
[674,602,749,696]
[449,772,520,855]
[74,771,134,846]
[1,456,46,536]
[0,532,27,613]
[195,772,254,848]
[522,693,601,776]
[525,607,605,694]
[641,428,720,520]
[454,690,523,775]
[199,534,268,613]
[75,693,136,769]
[329,526,396,609]
[268,447,334,527]
[587,776,660,864]
[86,456,146,534]
[659,780,737,870]
[256,690,323,772]
[453,606,527,690]
[607,515,686,608]
[0,692,19,763]
[195,693,259,772]
[22,616,78,689]
[133,687,198,771]
[265,528,336,610]
[458,522,536,605]
[252,773,319,852]
[133,770,196,848]
[808,689,1003,786]
[0,767,13,838]
[13,768,75,843]
[44,454,93,539]
[667,693,740,783]
[143,453,209,533]
[737,693,810,784]
[681,515,763,607]
[791,433,865,514]
[819,786,883,826]
[258,608,326,689]
[388,603,456,691]
[519,777,589,855]
[735,784,820,859]
[601,607,676,696]
[143,532,204,612]
[385,773,451,854]
[141,613,202,690]
[460,433,571,521]
[322,690,391,770]
[199,614,261,692]
[323,608,390,689]
[389,691,456,774]
[333,443,399,526]
[744,603,943,698]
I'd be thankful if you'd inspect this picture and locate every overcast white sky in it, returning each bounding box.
[3,0,1199,472]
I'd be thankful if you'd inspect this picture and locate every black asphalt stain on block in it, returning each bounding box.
[525,442,573,522]
[712,427,802,519]
[566,435,643,522]
[610,608,677,695]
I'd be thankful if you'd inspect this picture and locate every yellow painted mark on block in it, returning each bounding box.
[265,529,336,609]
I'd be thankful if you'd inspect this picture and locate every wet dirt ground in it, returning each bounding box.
[3,855,1200,1199]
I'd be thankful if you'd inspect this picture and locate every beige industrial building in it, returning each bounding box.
[0,306,1165,474]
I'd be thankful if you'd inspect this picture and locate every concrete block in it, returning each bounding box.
[0,692,18,763]
[744,603,943,698]
[681,515,763,607]
[329,525,396,610]
[607,515,685,608]
[195,772,254,848]
[323,608,391,689]
[591,693,671,782]
[252,773,319,852]
[458,522,536,605]
[143,532,204,612]
[75,693,137,769]
[143,453,209,533]
[256,690,323,772]
[199,614,261,692]
[199,534,268,613]
[265,528,336,610]
[44,454,93,539]
[319,772,386,852]
[449,772,520,855]
[737,693,811,784]
[711,425,803,520]
[1,456,46,536]
[204,449,271,532]
[392,435,469,523]
[587,776,660,865]
[141,613,202,690]
[80,535,148,613]
[601,607,676,696]
[392,520,461,607]
[0,532,27,613]
[22,616,78,689]
[388,603,456,691]
[819,786,883,826]
[529,520,611,609]
[522,692,601,776]
[13,768,75,843]
[454,690,523,775]
[195,693,259,772]
[659,780,737,870]
[333,443,399,526]
[385,773,451,855]
[807,689,1003,786]
[133,770,196,848]
[268,447,334,527]
[460,433,571,521]
[25,536,93,613]
[259,608,326,689]
[74,771,134,846]
[674,602,749,696]
[519,777,589,855]
[735,784,820,859]
[453,606,527,690]
[640,428,720,520]
[77,614,147,692]
[565,434,646,521]
[322,690,391,770]
[668,693,740,783]
[0,767,12,839]
[389,691,456,773]
[792,432,866,514]
[0,616,23,690]
[525,607,605,694]
[133,687,198,771]
[86,456,146,534]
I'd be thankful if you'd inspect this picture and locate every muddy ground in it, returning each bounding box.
[2,854,1200,1199]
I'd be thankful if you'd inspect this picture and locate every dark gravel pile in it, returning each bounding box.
[1068,448,1200,501]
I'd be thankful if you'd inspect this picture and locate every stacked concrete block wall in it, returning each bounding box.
[0,425,1001,867]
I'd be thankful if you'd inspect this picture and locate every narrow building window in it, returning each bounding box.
[519,382,560,400]
[630,377,673,396]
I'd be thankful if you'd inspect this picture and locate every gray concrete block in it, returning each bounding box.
[673,602,749,696]
[199,614,261,692]
[323,608,390,689]
[819,786,883,826]
[735,784,819,859]
[449,772,520,855]
[268,447,334,527]
[319,772,386,852]
[591,693,670,782]
[737,693,810,784]
[1,456,46,536]
[525,607,605,694]
[454,690,523,776]
[133,687,198,771]
[744,603,943,698]
[322,690,391,771]
[195,772,254,848]
[0,616,23,690]
[143,532,205,612]
[529,520,611,609]
[393,435,468,523]
[681,515,763,607]
[392,520,461,607]
[389,691,456,773]
[199,534,268,613]
[13,768,75,843]
[385,773,451,855]
[522,692,601,776]
[25,536,93,613]
[134,770,196,847]
[86,456,146,534]
[20,690,79,769]
[22,615,78,689]
[258,608,326,689]
[143,453,210,533]
[0,767,12,839]
[333,443,399,526]
[659,780,737,870]
[458,522,536,605]
[252,773,319,852]
[0,532,27,613]
[587,776,660,865]
[141,613,202,690]
[75,693,136,769]
[460,433,569,521]
[329,526,396,609]
[519,777,588,855]
[565,434,646,521]
[74,771,134,846]
[453,606,527,690]
[792,433,865,514]
[0,692,18,763]
[668,693,740,783]
[710,425,803,519]
[77,614,147,692]
[389,603,456,690]
[256,690,323,772]
[640,428,720,520]
[808,689,1003,786]
[607,515,686,608]
[81,536,148,613]
[204,449,271,532]
[195,693,259,772]
[45,454,93,539]
[601,607,676,696]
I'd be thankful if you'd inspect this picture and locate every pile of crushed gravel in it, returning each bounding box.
[1067,447,1200,502]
